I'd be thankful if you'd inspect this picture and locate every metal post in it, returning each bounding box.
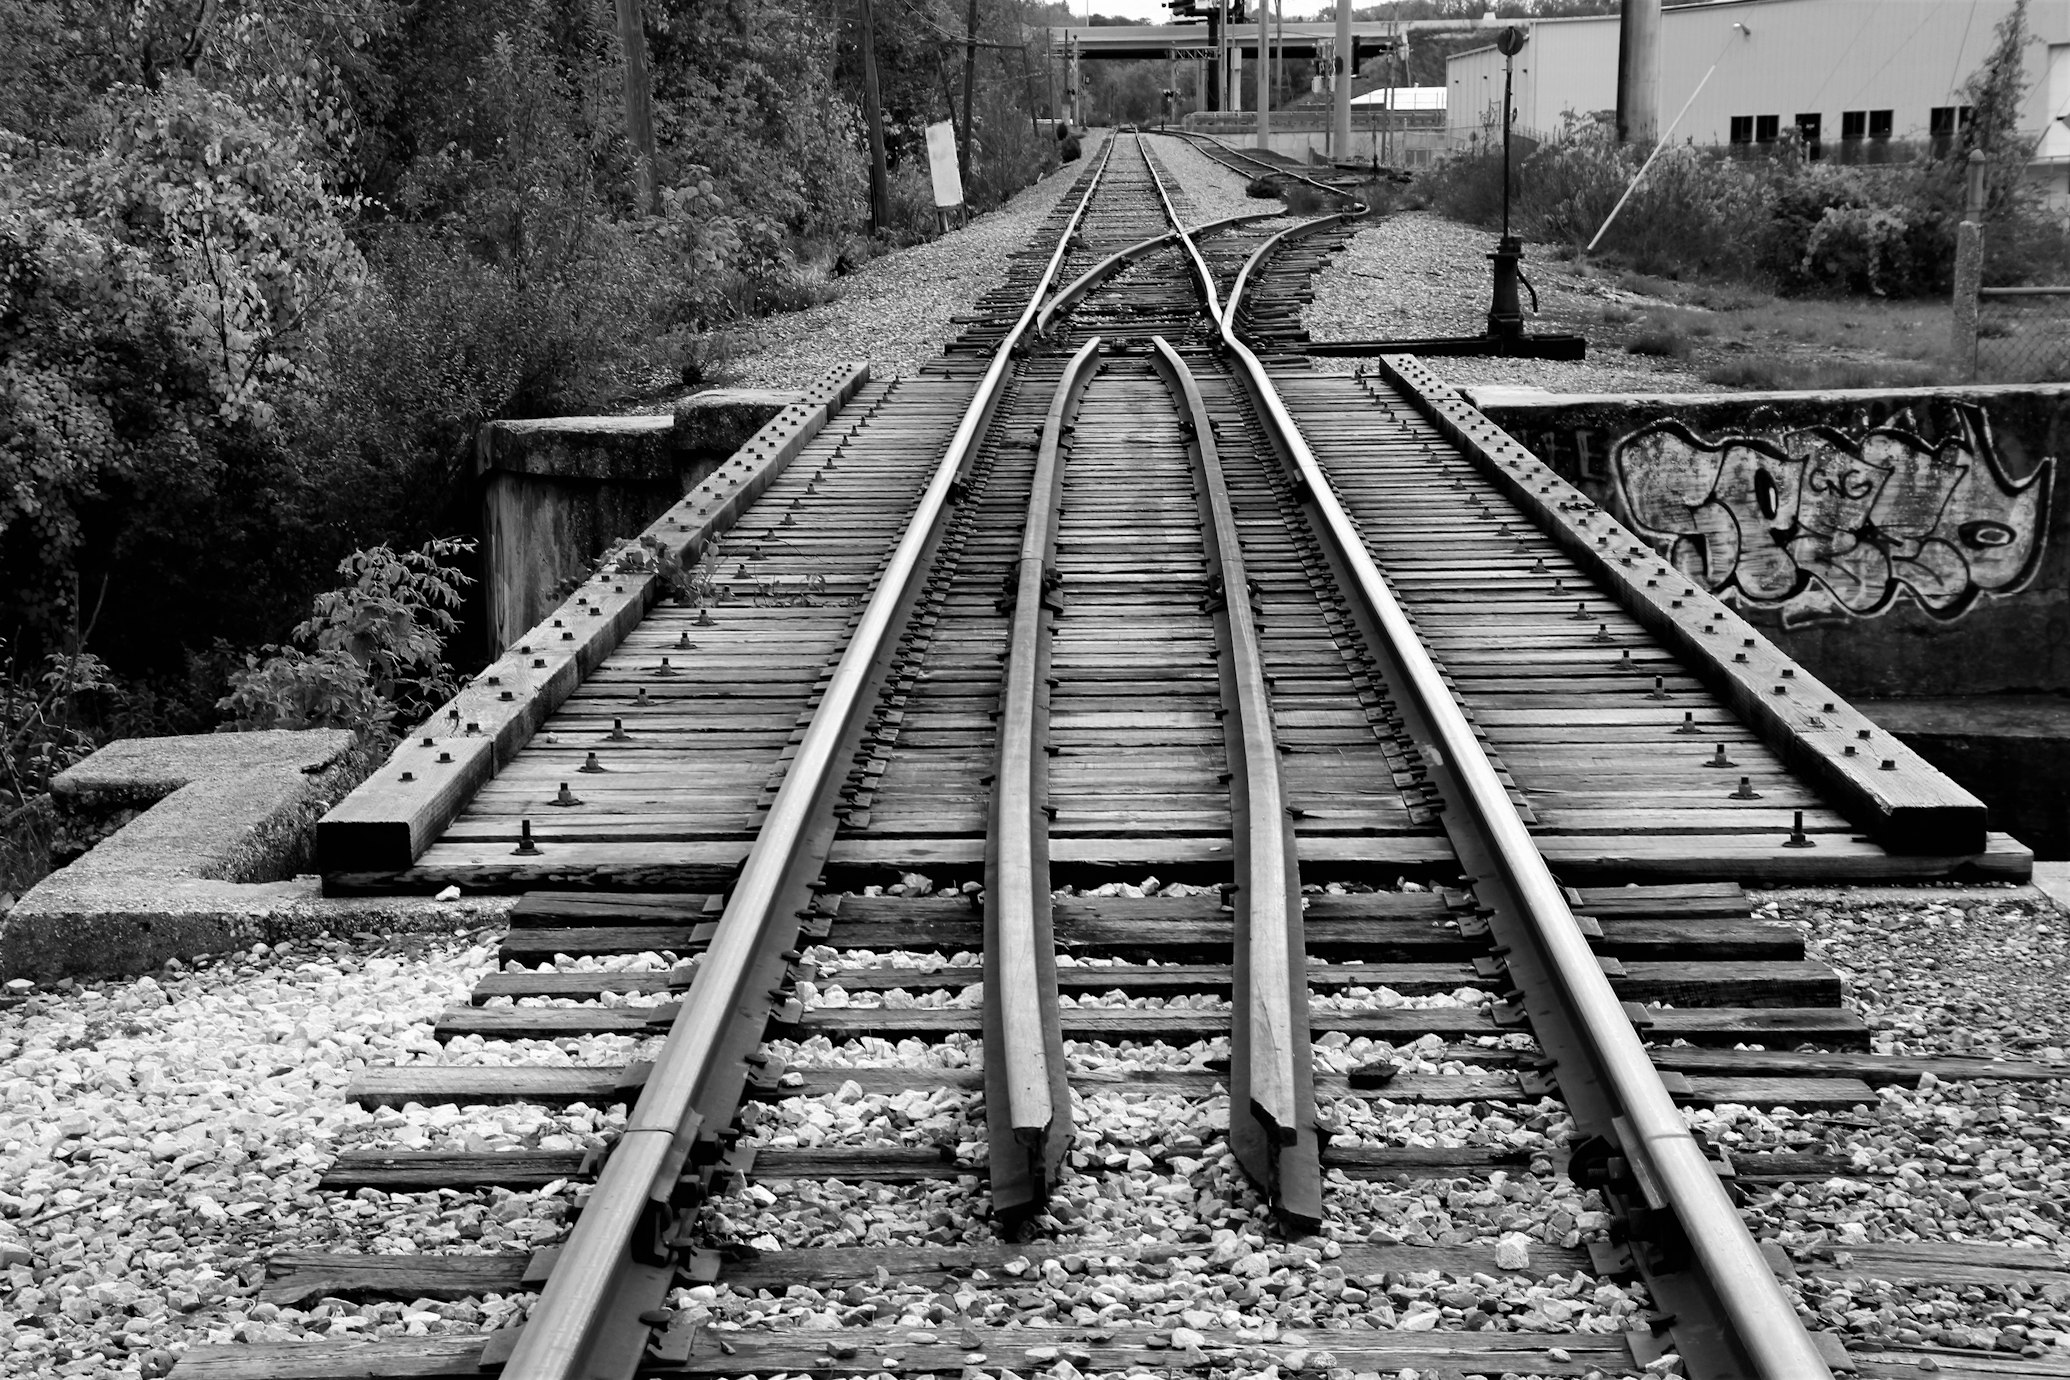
[1332,0,1352,161]
[1255,12,1270,147]
[1487,29,1526,348]
[1616,0,1661,143]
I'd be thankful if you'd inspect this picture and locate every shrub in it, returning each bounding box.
[219,537,474,736]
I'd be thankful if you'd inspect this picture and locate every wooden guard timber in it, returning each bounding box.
[317,364,871,876]
[1377,352,1997,858]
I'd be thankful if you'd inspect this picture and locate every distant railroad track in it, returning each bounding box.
[174,133,2052,1380]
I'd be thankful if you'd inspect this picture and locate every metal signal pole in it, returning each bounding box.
[1332,0,1351,159]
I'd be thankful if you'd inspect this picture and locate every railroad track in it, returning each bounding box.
[175,133,2064,1380]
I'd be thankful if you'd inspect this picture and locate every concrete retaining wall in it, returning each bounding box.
[1472,384,2069,699]
[477,390,798,655]
[1471,382,2070,855]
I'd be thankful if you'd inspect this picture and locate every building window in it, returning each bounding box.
[1795,113,1821,142]
[1841,110,1867,140]
[1729,115,1754,144]
[1755,114,1780,143]
[1869,109,1893,140]
[1930,105,1972,156]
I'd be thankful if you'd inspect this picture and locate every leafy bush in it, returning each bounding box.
[219,538,474,735]
[0,644,114,812]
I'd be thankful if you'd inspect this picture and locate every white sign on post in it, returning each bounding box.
[925,120,964,210]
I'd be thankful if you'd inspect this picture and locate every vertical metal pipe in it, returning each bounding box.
[1616,0,1661,142]
[1332,0,1352,160]
[1254,12,1270,147]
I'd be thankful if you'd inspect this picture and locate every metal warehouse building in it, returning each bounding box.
[1446,0,2070,187]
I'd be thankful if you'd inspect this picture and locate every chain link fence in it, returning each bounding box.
[1972,286,2070,383]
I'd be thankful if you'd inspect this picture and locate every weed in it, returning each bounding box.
[1625,325,1691,358]
[1701,354,1946,391]
[1598,303,1637,325]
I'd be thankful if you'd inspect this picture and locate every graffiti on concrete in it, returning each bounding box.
[1611,406,2051,625]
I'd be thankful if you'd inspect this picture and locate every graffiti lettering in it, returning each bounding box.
[1609,406,2051,626]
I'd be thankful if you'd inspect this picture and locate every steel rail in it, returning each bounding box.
[985,337,1103,1217]
[1223,212,1358,332]
[1036,210,1281,336]
[1153,126,1359,204]
[1144,133,1833,1380]
[497,135,1124,1380]
[1148,334,1321,1228]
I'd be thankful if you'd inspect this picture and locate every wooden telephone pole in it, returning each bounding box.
[859,0,892,232]
[614,0,661,216]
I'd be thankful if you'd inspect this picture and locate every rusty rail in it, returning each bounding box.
[985,337,1102,1216]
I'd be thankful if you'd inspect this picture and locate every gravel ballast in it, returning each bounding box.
[1723,888,2070,1360]
[698,138,1108,393]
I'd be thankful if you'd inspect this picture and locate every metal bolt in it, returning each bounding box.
[486,676,501,686]
[1674,711,1700,735]
[1772,684,1787,695]
[400,771,415,782]
[438,751,453,763]
[1650,676,1670,700]
[553,782,583,807]
[1782,811,1816,849]
[1857,728,1872,740]
[654,657,679,677]
[579,752,607,774]
[553,619,563,628]
[1880,758,1898,771]
[1594,622,1612,641]
[562,631,573,641]
[421,736,435,747]
[532,656,546,669]
[513,819,541,856]
[1705,744,1736,769]
[609,718,631,741]
[637,688,650,704]
[1733,651,1748,663]
[678,632,692,648]
[1843,744,1857,756]
[499,690,514,701]
[1731,775,1762,800]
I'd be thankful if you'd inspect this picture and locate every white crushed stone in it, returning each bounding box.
[0,928,589,1378]
[1699,890,2070,1358]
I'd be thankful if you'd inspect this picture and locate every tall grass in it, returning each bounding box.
[1424,127,2070,297]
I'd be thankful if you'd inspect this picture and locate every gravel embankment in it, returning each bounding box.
[1302,211,1718,395]
[1706,888,2070,1359]
[699,137,1110,392]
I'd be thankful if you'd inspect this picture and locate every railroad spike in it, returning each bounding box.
[552,783,583,807]
[1782,811,1817,848]
[1705,744,1736,769]
[1731,776,1761,801]
[579,752,607,774]
[512,820,541,856]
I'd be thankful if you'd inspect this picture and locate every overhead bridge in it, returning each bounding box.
[1049,20,1407,61]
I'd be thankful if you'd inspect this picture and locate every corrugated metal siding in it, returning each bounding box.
[1445,0,2070,151]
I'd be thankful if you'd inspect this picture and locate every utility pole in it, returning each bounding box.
[614,0,661,216]
[859,0,891,232]
[1332,0,1351,158]
[1617,0,1661,142]
[960,0,981,182]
